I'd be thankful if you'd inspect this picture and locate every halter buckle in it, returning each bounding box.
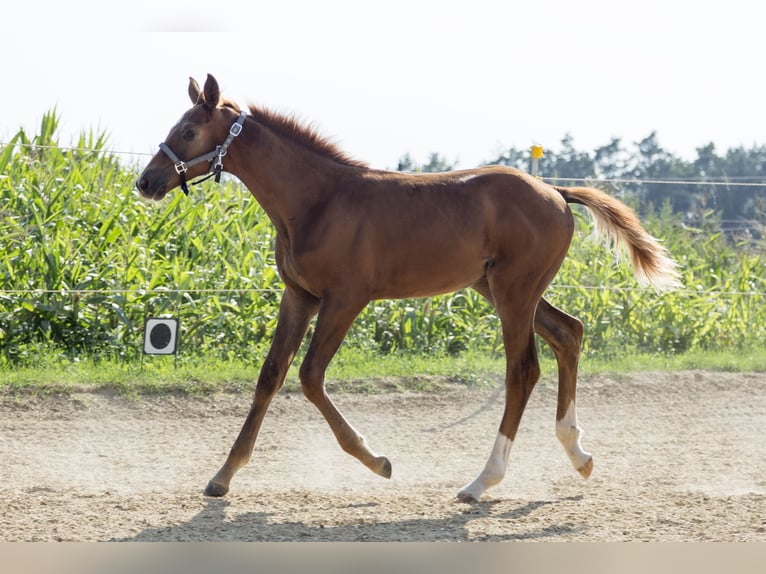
[173,160,188,175]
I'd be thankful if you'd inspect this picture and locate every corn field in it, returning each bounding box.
[1,113,764,367]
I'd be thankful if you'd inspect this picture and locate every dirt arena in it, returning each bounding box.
[1,370,764,542]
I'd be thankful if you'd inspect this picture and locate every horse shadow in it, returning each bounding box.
[113,494,584,542]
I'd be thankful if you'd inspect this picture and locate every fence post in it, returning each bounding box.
[530,145,544,178]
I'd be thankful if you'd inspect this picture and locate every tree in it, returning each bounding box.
[545,134,595,184]
[396,153,416,172]
[397,132,766,227]
[594,137,629,180]
[629,132,696,214]
[486,146,528,171]
[396,152,455,172]
[716,145,766,224]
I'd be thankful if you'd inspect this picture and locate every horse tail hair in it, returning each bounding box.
[555,186,682,291]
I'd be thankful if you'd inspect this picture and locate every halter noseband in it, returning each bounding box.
[159,111,248,196]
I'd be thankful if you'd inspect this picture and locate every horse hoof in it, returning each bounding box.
[456,489,480,503]
[377,456,392,479]
[204,481,229,497]
[577,457,594,480]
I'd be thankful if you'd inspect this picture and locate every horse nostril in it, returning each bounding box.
[137,177,149,192]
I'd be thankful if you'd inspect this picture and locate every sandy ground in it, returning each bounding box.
[0,370,764,542]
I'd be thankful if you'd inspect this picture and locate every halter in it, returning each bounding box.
[159,111,248,196]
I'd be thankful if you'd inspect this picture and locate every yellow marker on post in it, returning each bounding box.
[530,145,544,178]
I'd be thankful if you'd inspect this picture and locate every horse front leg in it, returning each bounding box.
[298,295,392,479]
[204,287,319,497]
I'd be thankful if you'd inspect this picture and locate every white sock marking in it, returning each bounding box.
[556,401,591,470]
[457,433,513,501]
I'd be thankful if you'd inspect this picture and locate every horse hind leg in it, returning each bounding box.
[535,298,593,479]
[458,327,541,502]
[458,278,542,502]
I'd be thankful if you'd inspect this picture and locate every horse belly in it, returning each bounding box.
[370,245,486,300]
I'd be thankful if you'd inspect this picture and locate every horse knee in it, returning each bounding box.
[301,383,325,406]
[254,359,285,397]
[299,362,325,404]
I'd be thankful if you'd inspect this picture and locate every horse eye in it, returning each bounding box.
[183,129,195,141]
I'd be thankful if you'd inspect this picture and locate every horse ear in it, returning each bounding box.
[202,74,221,110]
[188,77,202,105]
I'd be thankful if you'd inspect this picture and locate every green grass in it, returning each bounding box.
[1,346,763,397]
[579,348,766,373]
[0,348,504,396]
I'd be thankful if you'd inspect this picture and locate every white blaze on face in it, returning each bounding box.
[556,401,591,471]
[457,432,513,502]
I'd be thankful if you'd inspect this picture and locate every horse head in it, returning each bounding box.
[136,74,243,200]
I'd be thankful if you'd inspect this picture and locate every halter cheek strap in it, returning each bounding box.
[159,111,248,196]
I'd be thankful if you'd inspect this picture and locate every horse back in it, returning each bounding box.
[276,165,574,300]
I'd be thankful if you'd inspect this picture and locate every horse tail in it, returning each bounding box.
[554,186,681,290]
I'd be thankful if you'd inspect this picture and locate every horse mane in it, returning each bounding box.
[247,104,368,169]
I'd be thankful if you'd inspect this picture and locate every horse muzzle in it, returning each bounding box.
[136,174,169,201]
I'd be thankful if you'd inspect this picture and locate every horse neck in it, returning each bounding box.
[226,125,353,235]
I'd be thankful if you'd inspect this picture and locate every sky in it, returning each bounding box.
[2,0,764,171]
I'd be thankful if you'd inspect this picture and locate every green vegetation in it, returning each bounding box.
[1,113,764,392]
[485,131,766,224]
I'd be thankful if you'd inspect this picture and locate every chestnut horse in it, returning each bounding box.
[137,74,680,501]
